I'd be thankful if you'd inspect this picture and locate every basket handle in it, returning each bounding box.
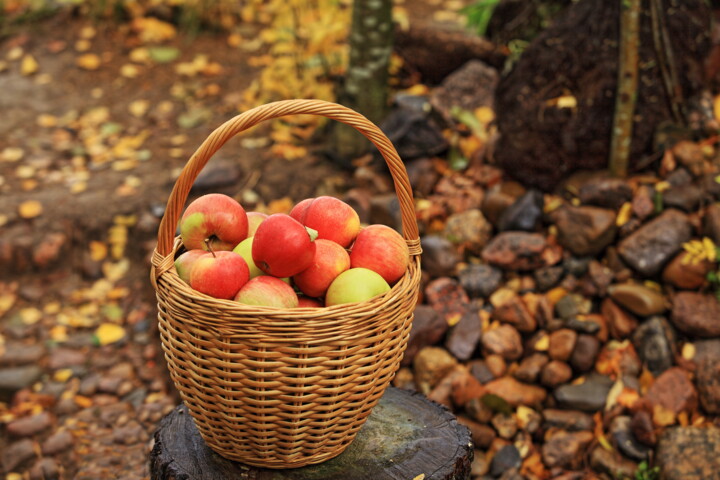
[156,99,420,258]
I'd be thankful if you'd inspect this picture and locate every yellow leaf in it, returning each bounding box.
[80,25,96,39]
[653,404,676,427]
[655,181,671,193]
[7,46,23,61]
[120,64,141,78]
[682,342,696,361]
[6,473,24,480]
[545,94,577,109]
[543,195,564,214]
[102,258,129,282]
[36,114,57,127]
[89,241,108,262]
[74,395,93,408]
[95,323,126,346]
[15,165,35,179]
[129,47,151,64]
[703,237,717,261]
[1,147,24,162]
[413,475,425,480]
[0,290,16,317]
[128,99,149,118]
[534,332,550,351]
[54,369,73,382]
[18,200,43,219]
[475,106,495,125]
[132,17,177,43]
[714,94,720,121]
[227,33,242,47]
[44,302,61,314]
[76,53,101,70]
[616,202,632,227]
[20,54,39,75]
[74,39,92,52]
[19,307,42,325]
[50,325,68,343]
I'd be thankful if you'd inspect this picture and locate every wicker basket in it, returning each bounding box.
[150,99,422,469]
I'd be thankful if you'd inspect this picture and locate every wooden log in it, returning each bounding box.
[150,387,473,480]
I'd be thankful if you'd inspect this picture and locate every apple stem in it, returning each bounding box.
[204,238,216,258]
[305,226,319,242]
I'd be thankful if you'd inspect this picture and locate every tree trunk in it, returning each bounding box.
[332,0,394,164]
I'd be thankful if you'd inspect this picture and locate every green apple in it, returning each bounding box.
[232,237,264,279]
[325,268,391,306]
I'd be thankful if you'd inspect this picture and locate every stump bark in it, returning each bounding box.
[150,387,473,480]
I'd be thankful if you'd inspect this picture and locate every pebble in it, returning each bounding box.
[578,176,633,209]
[420,235,461,277]
[468,359,496,384]
[484,354,507,379]
[631,317,676,377]
[590,446,637,479]
[548,329,577,362]
[471,450,490,477]
[491,413,518,439]
[601,298,638,340]
[656,426,720,480]
[491,290,537,333]
[631,185,655,220]
[403,305,448,366]
[533,265,565,292]
[7,411,53,437]
[465,396,494,423]
[191,159,242,191]
[662,251,711,289]
[514,353,549,383]
[0,365,43,395]
[617,209,692,277]
[670,292,720,337]
[413,346,459,394]
[489,445,522,477]
[481,181,525,226]
[540,360,573,388]
[484,376,547,407]
[497,189,544,232]
[542,409,594,431]
[541,429,594,469]
[481,232,555,271]
[555,293,592,320]
[672,141,705,175]
[703,202,720,243]
[41,429,75,455]
[445,308,483,361]
[3,438,36,472]
[607,283,667,317]
[0,342,45,366]
[424,277,470,325]
[405,158,440,197]
[29,458,60,480]
[587,260,614,296]
[48,347,87,369]
[444,209,493,254]
[481,324,523,361]
[554,374,614,412]
[609,415,650,461]
[663,183,703,212]
[458,264,503,298]
[458,416,496,448]
[569,334,600,372]
[630,409,657,446]
[696,354,720,415]
[552,205,617,256]
[644,367,698,414]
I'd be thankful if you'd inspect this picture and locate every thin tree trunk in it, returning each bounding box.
[609,0,641,178]
[332,0,394,164]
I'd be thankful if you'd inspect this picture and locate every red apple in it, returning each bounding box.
[298,196,360,248]
[180,193,248,251]
[252,213,317,277]
[325,268,390,306]
[234,276,298,308]
[174,249,206,284]
[246,212,268,237]
[350,224,409,284]
[289,197,314,223]
[297,296,324,308]
[293,239,350,298]
[190,250,250,300]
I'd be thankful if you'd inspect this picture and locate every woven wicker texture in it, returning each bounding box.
[151,99,421,468]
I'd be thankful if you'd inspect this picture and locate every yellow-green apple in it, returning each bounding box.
[190,250,249,300]
[235,276,299,308]
[246,212,268,236]
[297,296,324,308]
[325,267,391,306]
[232,237,264,279]
[296,196,360,248]
[293,239,350,297]
[350,224,410,284]
[174,249,206,284]
[289,198,314,223]
[252,213,317,277]
[180,193,248,251]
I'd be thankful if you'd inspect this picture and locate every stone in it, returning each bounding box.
[540,360,573,388]
[578,177,632,209]
[465,396,494,423]
[552,205,617,256]
[645,367,697,414]
[481,324,523,361]
[191,159,242,191]
[662,251,712,290]
[458,263,503,298]
[632,317,676,377]
[468,359,495,384]
[656,426,720,480]
[481,182,526,227]
[491,413,518,439]
[554,374,614,412]
[457,416,496,448]
[402,305,448,366]
[445,308,483,361]
[632,185,655,220]
[670,292,720,337]
[0,342,45,366]
[607,283,667,317]
[413,346,459,395]
[431,60,499,114]
[484,354,507,379]
[405,157,440,197]
[703,202,720,243]
[542,409,594,431]
[471,450,490,477]
[0,365,43,395]
[444,209,493,254]
[32,232,67,269]
[663,184,703,212]
[3,438,36,472]
[602,298,638,340]
[29,458,60,480]
[420,235,461,277]
[481,232,556,271]
[590,446,638,479]
[484,376,547,407]
[587,260,614,296]
[514,353,549,384]
[630,409,657,446]
[569,334,600,372]
[533,265,565,292]
[6,411,53,437]
[497,189,544,232]
[489,445,522,477]
[47,347,87,369]
[672,140,705,176]
[617,209,692,277]
[609,416,650,461]
[695,356,720,415]
[548,329,578,362]
[424,277,470,325]
[541,430,594,469]
[491,290,537,333]
[595,340,641,378]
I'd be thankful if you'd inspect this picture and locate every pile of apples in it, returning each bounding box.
[173,193,410,308]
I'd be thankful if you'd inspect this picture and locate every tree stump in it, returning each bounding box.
[150,387,473,480]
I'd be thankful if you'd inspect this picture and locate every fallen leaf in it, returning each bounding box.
[147,46,180,63]
[102,258,129,281]
[7,46,23,61]
[132,17,177,43]
[80,25,96,39]
[36,114,57,127]
[89,241,108,262]
[120,63,141,78]
[74,39,92,52]
[616,202,633,227]
[19,307,42,325]
[2,147,24,162]
[18,200,43,219]
[94,323,126,346]
[681,342,696,361]
[20,54,39,75]
[128,99,150,118]
[49,325,68,343]
[76,53,101,70]
[54,369,73,383]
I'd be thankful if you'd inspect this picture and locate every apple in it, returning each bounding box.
[252,213,317,277]
[296,196,360,248]
[232,237,264,279]
[246,212,268,236]
[174,249,206,284]
[289,197,314,223]
[293,239,350,298]
[350,224,410,284]
[180,193,248,251]
[190,250,250,300]
[325,268,391,306]
[297,296,324,308]
[235,276,299,308]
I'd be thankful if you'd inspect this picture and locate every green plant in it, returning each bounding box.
[460,0,500,37]
[633,461,660,480]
